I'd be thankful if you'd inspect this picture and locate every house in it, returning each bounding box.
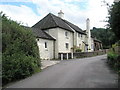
[31,10,102,59]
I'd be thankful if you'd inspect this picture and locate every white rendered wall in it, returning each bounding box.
[37,38,54,59]
[58,28,74,53]
[44,28,59,59]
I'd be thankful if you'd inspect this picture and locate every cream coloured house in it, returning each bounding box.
[31,10,100,59]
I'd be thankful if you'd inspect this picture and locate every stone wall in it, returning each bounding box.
[73,50,107,58]
[58,49,108,60]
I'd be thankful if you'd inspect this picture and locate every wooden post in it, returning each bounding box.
[61,54,63,60]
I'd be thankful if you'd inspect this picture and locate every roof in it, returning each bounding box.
[22,26,55,40]
[32,13,86,34]
[63,20,86,34]
[32,28,55,40]
[93,38,102,43]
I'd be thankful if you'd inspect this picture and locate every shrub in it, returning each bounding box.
[75,48,82,52]
[1,13,41,85]
[107,52,120,74]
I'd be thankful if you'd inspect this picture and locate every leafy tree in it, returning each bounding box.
[91,27,117,49]
[108,1,120,40]
[1,12,41,85]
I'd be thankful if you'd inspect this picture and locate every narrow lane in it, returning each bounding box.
[6,54,118,88]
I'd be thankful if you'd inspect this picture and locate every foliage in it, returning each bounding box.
[75,48,82,52]
[1,12,41,85]
[108,1,120,40]
[107,45,120,75]
[91,27,117,49]
[71,45,82,52]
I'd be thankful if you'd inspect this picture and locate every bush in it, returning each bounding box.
[1,13,41,85]
[107,52,120,74]
[75,48,82,52]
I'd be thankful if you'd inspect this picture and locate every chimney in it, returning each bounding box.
[58,10,64,19]
[86,18,90,33]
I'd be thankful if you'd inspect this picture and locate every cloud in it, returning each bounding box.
[0,4,41,27]
[0,0,31,2]
[0,0,114,29]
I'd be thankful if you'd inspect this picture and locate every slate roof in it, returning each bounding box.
[22,26,55,40]
[63,20,86,34]
[32,13,86,34]
[32,28,55,40]
[94,38,102,43]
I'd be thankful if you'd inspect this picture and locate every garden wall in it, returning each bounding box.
[58,49,108,60]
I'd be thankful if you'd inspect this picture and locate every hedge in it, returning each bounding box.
[107,51,120,75]
[1,12,41,85]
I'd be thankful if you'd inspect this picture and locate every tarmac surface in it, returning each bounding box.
[6,54,118,88]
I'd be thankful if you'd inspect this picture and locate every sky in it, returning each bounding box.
[0,0,114,30]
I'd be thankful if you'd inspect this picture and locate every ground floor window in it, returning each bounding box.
[66,43,69,49]
[45,42,47,48]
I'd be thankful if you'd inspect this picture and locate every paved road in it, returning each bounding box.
[6,55,118,88]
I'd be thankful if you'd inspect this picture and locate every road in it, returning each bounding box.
[6,54,118,88]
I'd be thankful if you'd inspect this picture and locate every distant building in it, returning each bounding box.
[31,10,102,59]
[114,0,120,2]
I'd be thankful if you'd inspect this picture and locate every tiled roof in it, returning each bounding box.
[32,13,86,34]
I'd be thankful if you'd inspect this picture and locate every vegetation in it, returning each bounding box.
[91,27,117,49]
[71,45,82,52]
[1,12,41,85]
[107,44,120,75]
[108,1,120,40]
[106,1,120,76]
[75,48,82,52]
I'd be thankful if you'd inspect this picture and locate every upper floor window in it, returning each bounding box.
[65,31,68,37]
[45,42,47,48]
[78,33,80,37]
[66,43,69,49]
[81,34,83,38]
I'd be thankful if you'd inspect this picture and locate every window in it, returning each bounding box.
[81,34,83,38]
[66,43,69,49]
[79,44,81,48]
[78,33,80,37]
[37,38,39,41]
[65,32,68,36]
[45,42,47,48]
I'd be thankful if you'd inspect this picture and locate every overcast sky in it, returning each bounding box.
[0,0,114,30]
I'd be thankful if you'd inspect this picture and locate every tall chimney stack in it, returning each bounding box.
[86,18,92,52]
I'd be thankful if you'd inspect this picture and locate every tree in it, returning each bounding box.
[91,28,117,49]
[108,1,120,40]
